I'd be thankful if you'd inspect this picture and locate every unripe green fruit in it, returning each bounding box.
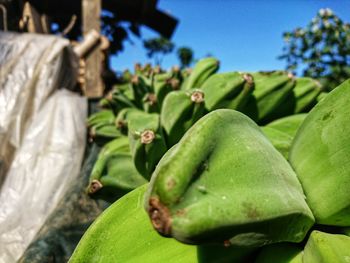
[146,109,314,246]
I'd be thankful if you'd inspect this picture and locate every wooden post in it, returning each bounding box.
[82,0,103,98]
[21,1,44,33]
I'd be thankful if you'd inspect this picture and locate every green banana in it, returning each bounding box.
[98,97,112,109]
[122,69,133,82]
[130,75,152,109]
[201,72,254,111]
[111,89,137,110]
[87,137,146,201]
[261,126,293,159]
[262,113,308,159]
[303,231,350,263]
[293,77,323,113]
[316,91,328,103]
[115,108,143,135]
[141,63,153,77]
[70,184,197,263]
[113,82,135,102]
[289,79,350,226]
[87,110,115,127]
[134,63,143,75]
[154,72,182,110]
[161,89,206,147]
[243,71,296,124]
[153,72,173,109]
[265,114,307,138]
[93,136,130,157]
[182,57,220,90]
[153,71,172,83]
[146,109,314,246]
[254,243,303,263]
[180,68,192,90]
[128,111,167,180]
[89,123,123,146]
[88,153,147,202]
[252,71,294,100]
[342,227,350,236]
[143,93,159,113]
[102,88,136,114]
[226,74,255,112]
[87,136,130,187]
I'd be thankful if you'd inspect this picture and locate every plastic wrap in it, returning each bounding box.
[19,144,108,263]
[0,32,86,262]
[0,32,78,186]
[0,89,87,263]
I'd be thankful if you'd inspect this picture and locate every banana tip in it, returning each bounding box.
[243,73,254,85]
[106,91,113,101]
[168,78,180,90]
[191,90,205,103]
[148,197,172,236]
[131,75,140,84]
[116,119,126,129]
[88,179,103,194]
[141,130,155,144]
[146,93,157,105]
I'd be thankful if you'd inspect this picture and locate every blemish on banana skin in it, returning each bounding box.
[242,201,260,219]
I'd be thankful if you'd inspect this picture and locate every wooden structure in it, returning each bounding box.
[82,0,102,97]
[1,0,178,98]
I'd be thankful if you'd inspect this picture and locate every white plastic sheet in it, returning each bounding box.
[0,32,78,185]
[0,32,87,262]
[0,89,87,263]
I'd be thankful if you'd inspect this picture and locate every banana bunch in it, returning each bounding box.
[77,57,350,262]
[85,57,328,204]
[142,80,349,260]
[85,63,188,203]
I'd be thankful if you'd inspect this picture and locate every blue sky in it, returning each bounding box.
[110,0,350,74]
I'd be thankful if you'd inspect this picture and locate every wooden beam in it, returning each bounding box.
[82,0,103,98]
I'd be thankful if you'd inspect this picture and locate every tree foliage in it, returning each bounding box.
[279,8,350,90]
[177,47,194,68]
[101,12,141,55]
[143,37,175,66]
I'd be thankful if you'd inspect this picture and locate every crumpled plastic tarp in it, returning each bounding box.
[19,143,108,263]
[0,31,78,186]
[0,32,86,263]
[0,89,87,263]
